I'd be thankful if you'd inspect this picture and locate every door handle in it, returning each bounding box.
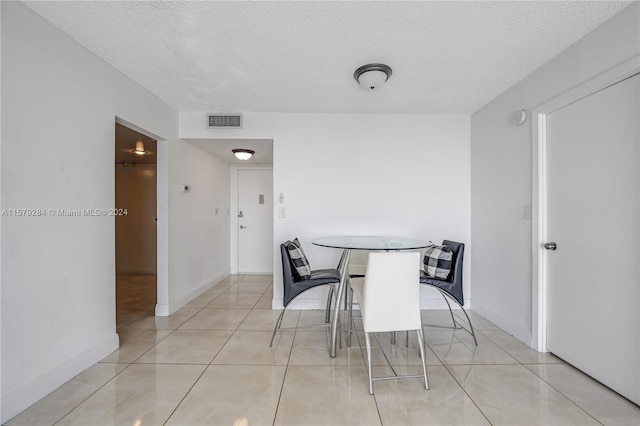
[240,225,247,229]
[544,242,557,250]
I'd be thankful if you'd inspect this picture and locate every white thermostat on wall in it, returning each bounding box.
[181,184,190,193]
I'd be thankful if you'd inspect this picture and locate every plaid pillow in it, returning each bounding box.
[286,238,311,280]
[423,244,453,279]
[291,238,307,260]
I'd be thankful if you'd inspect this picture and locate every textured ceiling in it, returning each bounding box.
[24,1,632,114]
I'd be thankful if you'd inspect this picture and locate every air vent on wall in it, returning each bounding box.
[207,113,243,129]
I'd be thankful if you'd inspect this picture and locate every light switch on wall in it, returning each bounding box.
[278,207,286,218]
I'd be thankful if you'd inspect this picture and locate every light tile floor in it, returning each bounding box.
[7,274,640,426]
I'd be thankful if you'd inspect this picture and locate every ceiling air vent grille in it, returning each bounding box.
[207,113,243,129]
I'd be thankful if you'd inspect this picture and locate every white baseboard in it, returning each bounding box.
[1,333,119,423]
[156,269,231,316]
[155,303,170,316]
[472,304,533,347]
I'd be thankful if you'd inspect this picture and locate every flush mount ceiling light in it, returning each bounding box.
[353,63,392,90]
[131,141,149,155]
[232,149,255,161]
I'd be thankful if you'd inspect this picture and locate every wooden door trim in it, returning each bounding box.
[531,56,640,351]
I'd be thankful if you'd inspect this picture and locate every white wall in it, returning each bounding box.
[0,2,227,421]
[181,112,471,309]
[164,140,231,314]
[272,114,471,308]
[470,3,640,345]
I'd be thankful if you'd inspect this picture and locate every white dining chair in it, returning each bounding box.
[350,251,429,394]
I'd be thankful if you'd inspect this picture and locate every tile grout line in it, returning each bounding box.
[160,364,210,426]
[523,365,605,426]
[162,276,246,426]
[350,316,384,426]
[51,279,217,426]
[51,362,134,426]
[422,316,494,425]
[15,275,249,426]
[271,299,299,426]
[160,324,239,426]
[440,363,494,425]
[50,277,198,425]
[439,321,603,426]
[468,320,600,423]
[27,274,614,426]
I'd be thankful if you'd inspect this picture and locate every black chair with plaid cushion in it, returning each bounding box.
[269,239,341,347]
[420,240,477,345]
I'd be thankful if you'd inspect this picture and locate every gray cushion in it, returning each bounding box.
[286,238,311,280]
[423,244,452,279]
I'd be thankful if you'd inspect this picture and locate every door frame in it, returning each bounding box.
[531,56,640,351]
[230,164,274,275]
[114,117,169,316]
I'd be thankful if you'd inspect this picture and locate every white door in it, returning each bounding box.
[238,169,273,273]
[546,73,639,404]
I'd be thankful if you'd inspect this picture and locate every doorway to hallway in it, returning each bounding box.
[114,122,158,326]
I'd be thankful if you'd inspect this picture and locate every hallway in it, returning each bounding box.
[115,273,156,328]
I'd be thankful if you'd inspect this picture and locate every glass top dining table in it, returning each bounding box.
[312,236,431,357]
[312,236,431,251]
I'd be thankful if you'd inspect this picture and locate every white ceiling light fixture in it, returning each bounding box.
[132,141,149,155]
[354,63,392,90]
[232,149,255,161]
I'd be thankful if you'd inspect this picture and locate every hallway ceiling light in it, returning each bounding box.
[131,141,149,155]
[353,63,392,90]
[232,149,255,161]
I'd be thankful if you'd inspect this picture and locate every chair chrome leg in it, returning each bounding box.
[457,304,478,346]
[330,249,350,357]
[337,308,343,349]
[365,332,374,395]
[421,284,477,345]
[438,289,478,346]
[441,293,457,328]
[269,307,287,347]
[336,250,348,272]
[416,328,429,390]
[325,285,334,324]
[347,287,354,347]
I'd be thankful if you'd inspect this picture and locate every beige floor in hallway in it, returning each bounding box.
[6,273,640,426]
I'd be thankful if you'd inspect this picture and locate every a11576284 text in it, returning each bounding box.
[1,208,129,217]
